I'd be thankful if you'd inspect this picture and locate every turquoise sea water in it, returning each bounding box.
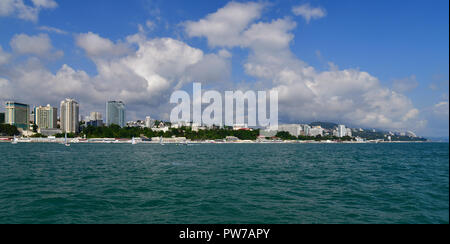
[0,143,448,224]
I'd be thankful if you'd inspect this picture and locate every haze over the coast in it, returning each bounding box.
[0,0,448,138]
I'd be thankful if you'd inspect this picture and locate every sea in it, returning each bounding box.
[0,142,448,224]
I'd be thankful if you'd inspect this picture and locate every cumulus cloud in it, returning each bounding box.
[185,1,265,47]
[9,33,63,58]
[0,0,57,22]
[1,32,230,120]
[218,49,232,58]
[0,2,428,133]
[184,1,423,131]
[292,3,326,23]
[418,100,449,137]
[75,32,132,58]
[0,45,11,65]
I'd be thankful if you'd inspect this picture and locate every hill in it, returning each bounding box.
[309,122,338,129]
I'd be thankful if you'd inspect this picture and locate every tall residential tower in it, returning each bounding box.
[106,101,125,127]
[60,99,79,133]
[5,101,29,130]
[35,105,57,129]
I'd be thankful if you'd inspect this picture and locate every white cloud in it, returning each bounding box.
[137,20,157,33]
[30,0,57,8]
[75,32,131,58]
[218,49,232,58]
[184,53,231,84]
[433,101,449,117]
[0,45,11,65]
[1,32,230,120]
[0,2,429,133]
[0,77,12,103]
[0,0,15,16]
[292,3,326,23]
[392,75,419,93]
[242,18,297,51]
[0,0,57,22]
[185,1,265,47]
[0,57,105,113]
[184,1,423,131]
[38,25,68,35]
[9,33,63,58]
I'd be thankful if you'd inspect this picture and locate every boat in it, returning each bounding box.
[11,135,18,144]
[64,133,70,147]
[131,137,137,145]
[159,136,164,145]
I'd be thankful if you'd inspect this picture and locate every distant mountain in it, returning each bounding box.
[309,122,338,129]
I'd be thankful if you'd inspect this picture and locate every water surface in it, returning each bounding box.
[0,143,448,224]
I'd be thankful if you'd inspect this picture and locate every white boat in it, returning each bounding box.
[64,133,70,147]
[11,135,18,144]
[131,137,137,145]
[159,136,164,145]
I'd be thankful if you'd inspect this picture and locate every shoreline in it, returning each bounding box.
[0,138,434,144]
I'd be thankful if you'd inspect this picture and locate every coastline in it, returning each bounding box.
[0,137,434,144]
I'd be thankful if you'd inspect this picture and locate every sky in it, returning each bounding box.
[0,0,448,137]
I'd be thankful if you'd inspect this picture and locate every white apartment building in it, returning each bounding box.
[60,98,79,133]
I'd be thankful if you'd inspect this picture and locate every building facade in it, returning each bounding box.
[145,116,154,128]
[38,128,62,136]
[301,124,311,136]
[5,101,29,130]
[90,112,102,121]
[309,126,324,137]
[346,128,352,137]
[338,125,347,137]
[278,124,302,137]
[106,101,125,127]
[60,98,79,133]
[86,120,103,127]
[35,105,57,129]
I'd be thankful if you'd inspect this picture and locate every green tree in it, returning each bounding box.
[0,124,20,136]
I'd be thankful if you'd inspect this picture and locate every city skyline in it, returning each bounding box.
[0,0,448,138]
[0,97,428,133]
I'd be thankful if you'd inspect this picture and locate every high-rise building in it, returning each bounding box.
[30,109,35,124]
[301,124,311,136]
[90,112,102,121]
[0,112,4,124]
[106,101,125,127]
[35,105,57,129]
[85,111,103,127]
[346,128,352,137]
[338,125,347,137]
[145,116,154,128]
[5,101,29,130]
[60,98,79,133]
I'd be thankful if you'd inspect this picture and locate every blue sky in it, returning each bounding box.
[0,0,448,137]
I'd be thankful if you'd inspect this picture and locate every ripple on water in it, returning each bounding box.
[0,143,448,224]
